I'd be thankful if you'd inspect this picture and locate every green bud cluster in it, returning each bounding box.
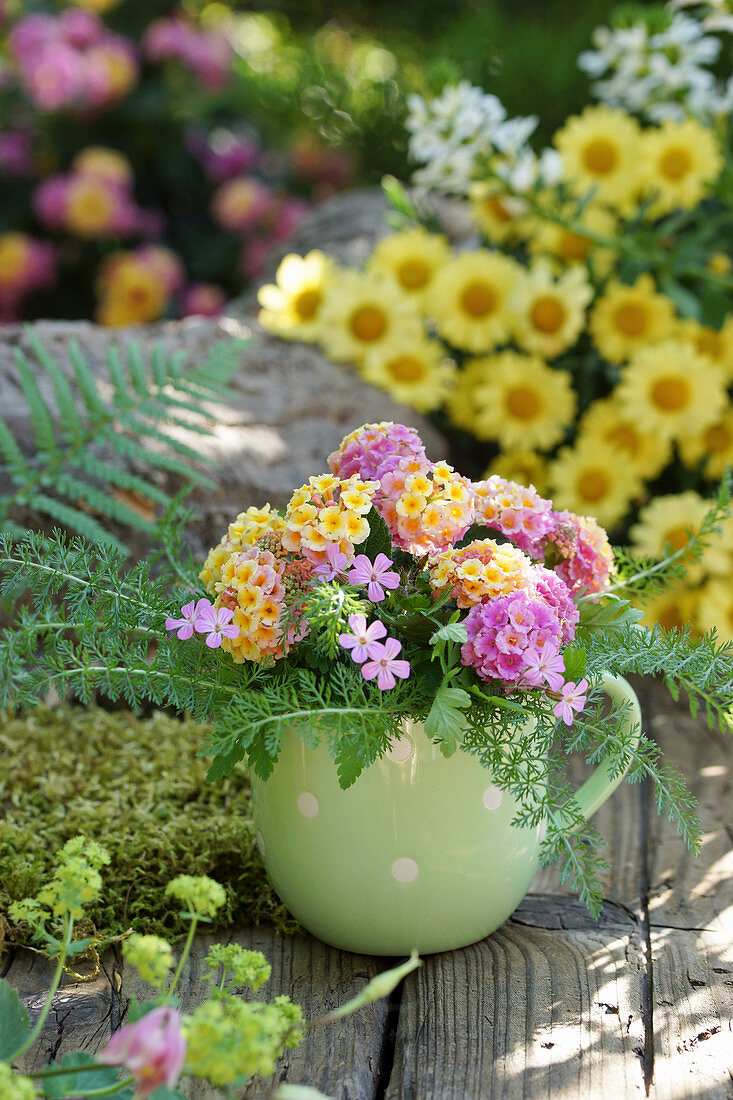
[165,874,227,917]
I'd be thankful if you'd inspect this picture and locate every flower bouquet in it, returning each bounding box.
[1,420,732,955]
[256,0,733,642]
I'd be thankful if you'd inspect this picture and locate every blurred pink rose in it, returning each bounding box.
[211,176,273,232]
[26,43,84,110]
[137,245,186,294]
[180,282,227,317]
[33,176,70,229]
[0,131,33,176]
[239,236,273,280]
[99,1006,186,1099]
[58,8,103,49]
[270,197,310,242]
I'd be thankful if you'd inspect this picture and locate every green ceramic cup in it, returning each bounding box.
[250,673,641,956]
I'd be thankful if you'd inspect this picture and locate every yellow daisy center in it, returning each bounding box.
[485,196,512,222]
[387,355,426,382]
[607,424,640,454]
[704,422,731,452]
[397,259,431,290]
[505,386,541,421]
[657,604,686,631]
[460,281,497,318]
[614,302,648,336]
[558,231,591,262]
[651,377,690,412]
[531,296,566,334]
[582,139,618,175]
[663,525,690,552]
[659,147,692,181]
[695,329,723,360]
[577,469,610,503]
[294,287,322,320]
[350,305,387,342]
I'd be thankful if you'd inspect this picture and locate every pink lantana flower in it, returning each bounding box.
[99,1005,186,1098]
[338,613,387,663]
[361,638,411,690]
[165,598,210,640]
[348,553,400,603]
[523,642,566,692]
[194,602,239,648]
[314,542,350,583]
[554,679,588,727]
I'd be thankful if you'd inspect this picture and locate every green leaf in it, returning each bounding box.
[361,508,393,562]
[0,978,31,1060]
[40,1052,134,1099]
[205,744,245,783]
[430,622,468,646]
[424,683,471,753]
[454,522,494,548]
[562,646,587,682]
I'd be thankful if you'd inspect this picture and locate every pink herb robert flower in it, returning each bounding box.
[361,638,411,690]
[194,602,239,649]
[314,542,350,583]
[165,598,210,640]
[554,678,589,727]
[523,642,566,692]
[99,1005,186,1098]
[348,553,400,603]
[338,613,387,663]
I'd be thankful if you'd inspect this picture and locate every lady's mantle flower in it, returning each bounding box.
[123,933,174,989]
[165,598,209,640]
[99,1006,186,1098]
[194,602,239,649]
[314,542,350,582]
[361,638,411,690]
[554,679,588,727]
[165,874,227,917]
[338,614,387,663]
[0,1064,36,1100]
[348,553,400,602]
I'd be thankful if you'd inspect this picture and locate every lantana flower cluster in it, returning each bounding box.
[167,421,612,724]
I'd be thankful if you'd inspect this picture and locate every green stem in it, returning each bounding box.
[12,917,74,1060]
[165,915,198,1000]
[32,1062,110,1080]
[62,1076,136,1098]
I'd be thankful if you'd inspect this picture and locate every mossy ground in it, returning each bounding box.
[0,706,298,958]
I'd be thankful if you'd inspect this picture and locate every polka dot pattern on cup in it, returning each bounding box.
[385,735,413,763]
[297,792,319,817]
[482,785,503,810]
[391,856,419,882]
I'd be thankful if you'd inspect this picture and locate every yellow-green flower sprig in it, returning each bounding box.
[165,875,227,919]
[204,943,271,995]
[123,933,174,990]
[183,996,304,1087]
[0,1065,37,1100]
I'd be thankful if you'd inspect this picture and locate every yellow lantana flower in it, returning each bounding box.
[548,439,642,529]
[640,118,723,218]
[576,396,671,479]
[368,227,450,306]
[461,351,575,451]
[258,250,336,342]
[318,270,422,364]
[360,337,455,413]
[615,339,726,442]
[425,250,521,353]
[629,491,716,583]
[589,274,676,363]
[553,106,642,214]
[511,261,592,359]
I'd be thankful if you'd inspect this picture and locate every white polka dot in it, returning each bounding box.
[483,785,503,811]
[297,792,319,818]
[256,831,265,857]
[539,819,547,842]
[385,735,413,763]
[391,857,419,882]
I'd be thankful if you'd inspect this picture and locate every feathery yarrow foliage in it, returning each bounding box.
[0,330,243,553]
[2,420,732,916]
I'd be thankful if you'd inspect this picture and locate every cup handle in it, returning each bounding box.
[573,673,642,823]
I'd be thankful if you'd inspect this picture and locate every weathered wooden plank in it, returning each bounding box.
[10,927,390,1100]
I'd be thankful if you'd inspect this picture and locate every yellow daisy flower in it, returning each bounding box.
[469,182,531,245]
[317,270,423,364]
[709,253,731,277]
[629,491,716,583]
[360,337,455,413]
[258,250,336,342]
[548,439,642,529]
[576,396,671,479]
[528,199,617,275]
[590,274,677,363]
[425,249,521,353]
[640,118,723,218]
[637,587,700,634]
[485,450,548,495]
[697,580,733,641]
[616,339,726,442]
[511,261,592,359]
[368,227,451,306]
[465,351,576,450]
[553,106,643,214]
[679,407,733,481]
[676,316,733,383]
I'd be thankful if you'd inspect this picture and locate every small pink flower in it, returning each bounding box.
[99,1005,186,1098]
[361,637,411,690]
[165,598,210,640]
[314,542,349,583]
[348,553,400,603]
[524,642,565,692]
[554,678,588,727]
[194,602,239,648]
[338,613,387,663]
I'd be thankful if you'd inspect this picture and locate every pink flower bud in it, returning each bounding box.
[99,1006,186,1098]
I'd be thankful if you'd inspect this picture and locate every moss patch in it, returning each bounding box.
[1,706,298,957]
